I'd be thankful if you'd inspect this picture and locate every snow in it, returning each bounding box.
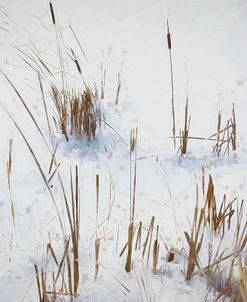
[0,0,246,301]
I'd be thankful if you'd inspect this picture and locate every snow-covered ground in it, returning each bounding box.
[0,0,246,301]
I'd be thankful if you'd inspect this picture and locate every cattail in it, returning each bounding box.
[49,2,56,25]
[166,20,176,148]
[167,21,172,49]
[75,59,82,74]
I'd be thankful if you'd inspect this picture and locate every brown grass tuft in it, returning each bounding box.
[212,103,237,156]
[205,175,235,236]
[50,86,101,141]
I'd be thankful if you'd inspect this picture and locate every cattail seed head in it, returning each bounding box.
[75,59,82,74]
[49,2,56,25]
[167,20,172,49]
[167,32,172,49]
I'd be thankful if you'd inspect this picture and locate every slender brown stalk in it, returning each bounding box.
[167,20,176,148]
[125,126,138,272]
[125,222,134,273]
[152,225,159,273]
[7,139,15,225]
[94,238,100,280]
[180,93,190,155]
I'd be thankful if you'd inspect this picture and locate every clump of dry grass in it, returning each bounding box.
[169,98,237,156]
[183,174,237,280]
[205,175,235,236]
[212,103,237,156]
[233,257,247,302]
[165,22,237,157]
[142,216,155,267]
[60,166,80,295]
[4,0,126,150]
[51,85,101,141]
[7,0,103,145]
[180,172,246,302]
[184,196,205,280]
[33,166,81,300]
[34,264,53,302]
[118,127,162,275]
[34,243,72,300]
[120,215,161,275]
[214,256,247,302]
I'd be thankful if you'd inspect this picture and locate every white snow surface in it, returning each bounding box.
[0,0,246,301]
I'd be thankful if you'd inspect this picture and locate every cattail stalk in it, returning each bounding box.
[167,20,176,148]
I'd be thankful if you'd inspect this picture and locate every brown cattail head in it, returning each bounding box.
[71,48,82,74]
[167,20,172,49]
[49,2,56,25]
[74,59,82,74]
